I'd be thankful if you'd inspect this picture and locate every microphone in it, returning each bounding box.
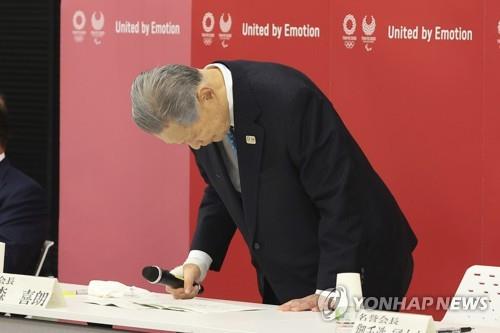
[142,265,204,294]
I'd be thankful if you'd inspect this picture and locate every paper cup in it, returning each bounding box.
[335,272,363,324]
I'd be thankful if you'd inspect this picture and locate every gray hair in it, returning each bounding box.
[130,64,202,134]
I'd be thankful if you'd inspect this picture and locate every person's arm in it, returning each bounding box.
[167,154,236,299]
[168,250,212,298]
[280,88,366,310]
[190,155,237,271]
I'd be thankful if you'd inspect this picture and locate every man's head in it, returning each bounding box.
[130,64,230,149]
[0,94,8,151]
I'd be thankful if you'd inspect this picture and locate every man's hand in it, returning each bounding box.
[278,294,320,312]
[165,263,201,299]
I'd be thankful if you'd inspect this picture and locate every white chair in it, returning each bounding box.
[34,240,54,277]
[442,265,500,327]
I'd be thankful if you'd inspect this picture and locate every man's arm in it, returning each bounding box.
[280,88,368,311]
[167,155,236,299]
[286,88,366,291]
[190,155,237,271]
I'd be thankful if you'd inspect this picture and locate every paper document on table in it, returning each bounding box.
[134,297,265,313]
[84,294,265,313]
[84,295,150,310]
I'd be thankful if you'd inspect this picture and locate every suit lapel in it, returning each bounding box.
[204,143,235,196]
[197,144,246,230]
[198,61,265,244]
[232,68,264,244]
[0,158,10,188]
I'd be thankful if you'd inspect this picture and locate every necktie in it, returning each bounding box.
[227,127,237,152]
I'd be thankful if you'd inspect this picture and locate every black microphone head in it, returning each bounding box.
[142,265,162,284]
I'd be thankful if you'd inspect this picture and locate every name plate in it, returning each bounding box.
[0,273,65,308]
[351,309,436,333]
[0,242,4,273]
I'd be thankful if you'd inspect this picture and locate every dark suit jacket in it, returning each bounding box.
[0,157,49,274]
[191,60,417,302]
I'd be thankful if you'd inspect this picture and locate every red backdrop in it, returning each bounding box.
[59,0,192,291]
[189,0,500,320]
[58,0,500,320]
[483,0,500,266]
[330,0,483,319]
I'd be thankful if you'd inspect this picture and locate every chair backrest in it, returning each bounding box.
[443,265,500,327]
[34,240,55,277]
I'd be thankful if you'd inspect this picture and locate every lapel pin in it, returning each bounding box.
[245,135,256,144]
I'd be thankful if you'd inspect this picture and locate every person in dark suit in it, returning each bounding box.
[0,94,49,274]
[130,60,417,311]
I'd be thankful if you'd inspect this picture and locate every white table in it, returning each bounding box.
[0,283,497,333]
[0,283,338,333]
